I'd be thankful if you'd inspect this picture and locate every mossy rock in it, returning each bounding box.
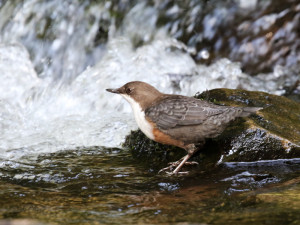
[123,89,300,170]
[123,129,186,171]
[198,89,300,162]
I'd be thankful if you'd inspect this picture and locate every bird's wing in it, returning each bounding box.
[145,95,226,130]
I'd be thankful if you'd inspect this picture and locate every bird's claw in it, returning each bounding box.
[165,171,190,176]
[158,161,198,175]
[173,161,198,166]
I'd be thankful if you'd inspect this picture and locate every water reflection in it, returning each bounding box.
[0,148,299,224]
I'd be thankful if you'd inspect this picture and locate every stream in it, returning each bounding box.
[0,0,299,224]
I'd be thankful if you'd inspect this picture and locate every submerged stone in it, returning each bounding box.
[123,88,300,170]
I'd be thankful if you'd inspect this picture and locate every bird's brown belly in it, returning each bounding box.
[152,127,186,149]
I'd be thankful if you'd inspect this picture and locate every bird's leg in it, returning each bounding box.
[172,144,198,174]
[158,142,203,175]
[158,154,198,174]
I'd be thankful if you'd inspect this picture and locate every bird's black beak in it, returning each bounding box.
[106,88,121,94]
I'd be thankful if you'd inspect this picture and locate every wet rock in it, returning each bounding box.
[198,88,300,162]
[151,0,300,75]
[123,88,300,170]
[123,129,186,170]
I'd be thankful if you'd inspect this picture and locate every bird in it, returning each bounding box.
[106,81,262,174]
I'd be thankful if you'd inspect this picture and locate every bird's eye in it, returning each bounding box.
[126,87,132,94]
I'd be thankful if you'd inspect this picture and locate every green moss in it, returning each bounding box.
[197,89,300,145]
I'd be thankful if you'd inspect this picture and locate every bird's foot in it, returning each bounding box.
[158,160,198,175]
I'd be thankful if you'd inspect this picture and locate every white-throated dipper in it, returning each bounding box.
[106,81,262,174]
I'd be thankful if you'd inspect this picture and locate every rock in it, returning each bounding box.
[198,88,300,162]
[123,88,300,170]
[153,0,300,76]
[123,129,186,170]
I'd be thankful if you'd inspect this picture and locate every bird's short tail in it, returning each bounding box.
[240,107,263,117]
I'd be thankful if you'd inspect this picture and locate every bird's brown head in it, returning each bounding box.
[106,81,162,110]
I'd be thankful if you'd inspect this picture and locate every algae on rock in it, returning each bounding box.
[197,89,300,162]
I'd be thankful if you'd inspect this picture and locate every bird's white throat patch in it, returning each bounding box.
[121,94,154,140]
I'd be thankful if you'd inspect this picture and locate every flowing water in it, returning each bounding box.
[0,0,299,224]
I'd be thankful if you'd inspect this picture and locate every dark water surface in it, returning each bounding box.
[0,148,299,224]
